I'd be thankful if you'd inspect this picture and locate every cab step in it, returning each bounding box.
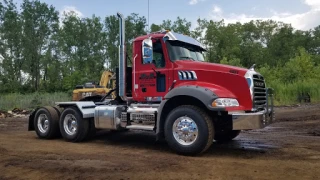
[126,125,154,131]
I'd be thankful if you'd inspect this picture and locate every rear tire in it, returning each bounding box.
[214,130,241,142]
[33,106,60,139]
[164,105,214,156]
[59,106,89,142]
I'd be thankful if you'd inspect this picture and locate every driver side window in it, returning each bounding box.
[142,39,165,68]
[152,40,165,68]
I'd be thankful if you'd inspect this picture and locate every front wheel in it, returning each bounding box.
[59,106,90,142]
[164,105,214,156]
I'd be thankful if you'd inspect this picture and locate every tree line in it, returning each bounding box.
[1,0,320,98]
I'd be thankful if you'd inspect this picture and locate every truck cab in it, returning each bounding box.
[132,31,256,112]
[28,12,275,156]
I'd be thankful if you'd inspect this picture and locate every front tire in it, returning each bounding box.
[33,106,60,139]
[59,106,89,142]
[164,105,214,156]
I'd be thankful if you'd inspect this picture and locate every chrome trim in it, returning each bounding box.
[126,125,154,131]
[190,71,198,79]
[63,114,77,136]
[37,114,49,133]
[230,88,275,130]
[133,54,138,94]
[172,116,199,146]
[178,70,197,80]
[127,107,157,114]
[55,102,96,118]
[244,69,267,111]
[117,12,127,101]
[94,105,125,130]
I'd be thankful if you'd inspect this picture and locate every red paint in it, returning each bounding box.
[131,33,253,111]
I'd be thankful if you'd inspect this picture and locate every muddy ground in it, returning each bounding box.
[0,105,320,180]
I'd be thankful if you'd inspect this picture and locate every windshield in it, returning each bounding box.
[165,40,205,61]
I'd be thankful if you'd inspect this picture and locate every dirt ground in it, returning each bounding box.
[0,105,320,180]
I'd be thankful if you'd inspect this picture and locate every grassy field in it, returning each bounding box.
[0,92,71,111]
[269,80,320,106]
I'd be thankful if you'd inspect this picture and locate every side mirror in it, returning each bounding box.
[142,38,153,64]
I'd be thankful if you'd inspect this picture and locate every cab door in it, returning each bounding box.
[133,37,173,102]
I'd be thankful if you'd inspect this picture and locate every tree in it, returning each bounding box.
[21,0,59,91]
[282,47,315,83]
[150,23,161,32]
[0,0,23,92]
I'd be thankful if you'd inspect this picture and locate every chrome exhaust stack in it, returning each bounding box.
[117,12,127,101]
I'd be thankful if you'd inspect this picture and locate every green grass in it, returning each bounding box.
[0,92,71,111]
[268,79,320,105]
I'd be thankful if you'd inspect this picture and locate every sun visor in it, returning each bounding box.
[163,31,206,51]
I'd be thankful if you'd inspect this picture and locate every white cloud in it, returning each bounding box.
[209,0,320,30]
[58,6,83,27]
[60,6,83,18]
[212,5,222,15]
[305,0,320,10]
[189,0,206,5]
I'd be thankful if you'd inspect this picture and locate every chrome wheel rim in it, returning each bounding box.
[37,114,49,133]
[63,114,77,136]
[172,116,198,145]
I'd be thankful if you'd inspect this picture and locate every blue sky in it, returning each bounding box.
[15,0,320,30]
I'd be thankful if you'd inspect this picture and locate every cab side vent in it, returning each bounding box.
[178,71,197,80]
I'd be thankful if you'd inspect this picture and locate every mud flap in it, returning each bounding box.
[28,108,38,131]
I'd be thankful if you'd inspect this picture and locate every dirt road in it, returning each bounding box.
[0,105,320,180]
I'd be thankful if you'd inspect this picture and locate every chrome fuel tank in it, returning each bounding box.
[94,105,125,130]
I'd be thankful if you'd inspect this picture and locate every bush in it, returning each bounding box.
[268,79,320,105]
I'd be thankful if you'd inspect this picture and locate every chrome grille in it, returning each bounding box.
[253,74,267,109]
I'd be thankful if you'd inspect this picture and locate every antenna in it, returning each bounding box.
[148,0,150,33]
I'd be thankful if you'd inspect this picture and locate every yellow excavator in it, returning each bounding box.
[72,70,116,102]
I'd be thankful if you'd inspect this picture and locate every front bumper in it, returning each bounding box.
[231,88,275,130]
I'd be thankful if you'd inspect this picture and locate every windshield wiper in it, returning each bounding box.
[180,56,195,60]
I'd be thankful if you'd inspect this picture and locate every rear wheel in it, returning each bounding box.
[59,106,89,142]
[214,130,241,142]
[164,105,214,156]
[33,106,60,139]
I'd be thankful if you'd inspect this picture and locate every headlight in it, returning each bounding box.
[212,98,239,107]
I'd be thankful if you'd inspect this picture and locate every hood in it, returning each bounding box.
[173,60,253,110]
[174,60,248,76]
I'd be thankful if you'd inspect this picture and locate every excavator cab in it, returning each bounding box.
[72,70,115,101]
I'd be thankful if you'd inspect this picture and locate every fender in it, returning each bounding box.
[55,101,96,118]
[165,85,219,108]
[156,84,235,139]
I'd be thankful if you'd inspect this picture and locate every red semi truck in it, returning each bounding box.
[28,12,275,156]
